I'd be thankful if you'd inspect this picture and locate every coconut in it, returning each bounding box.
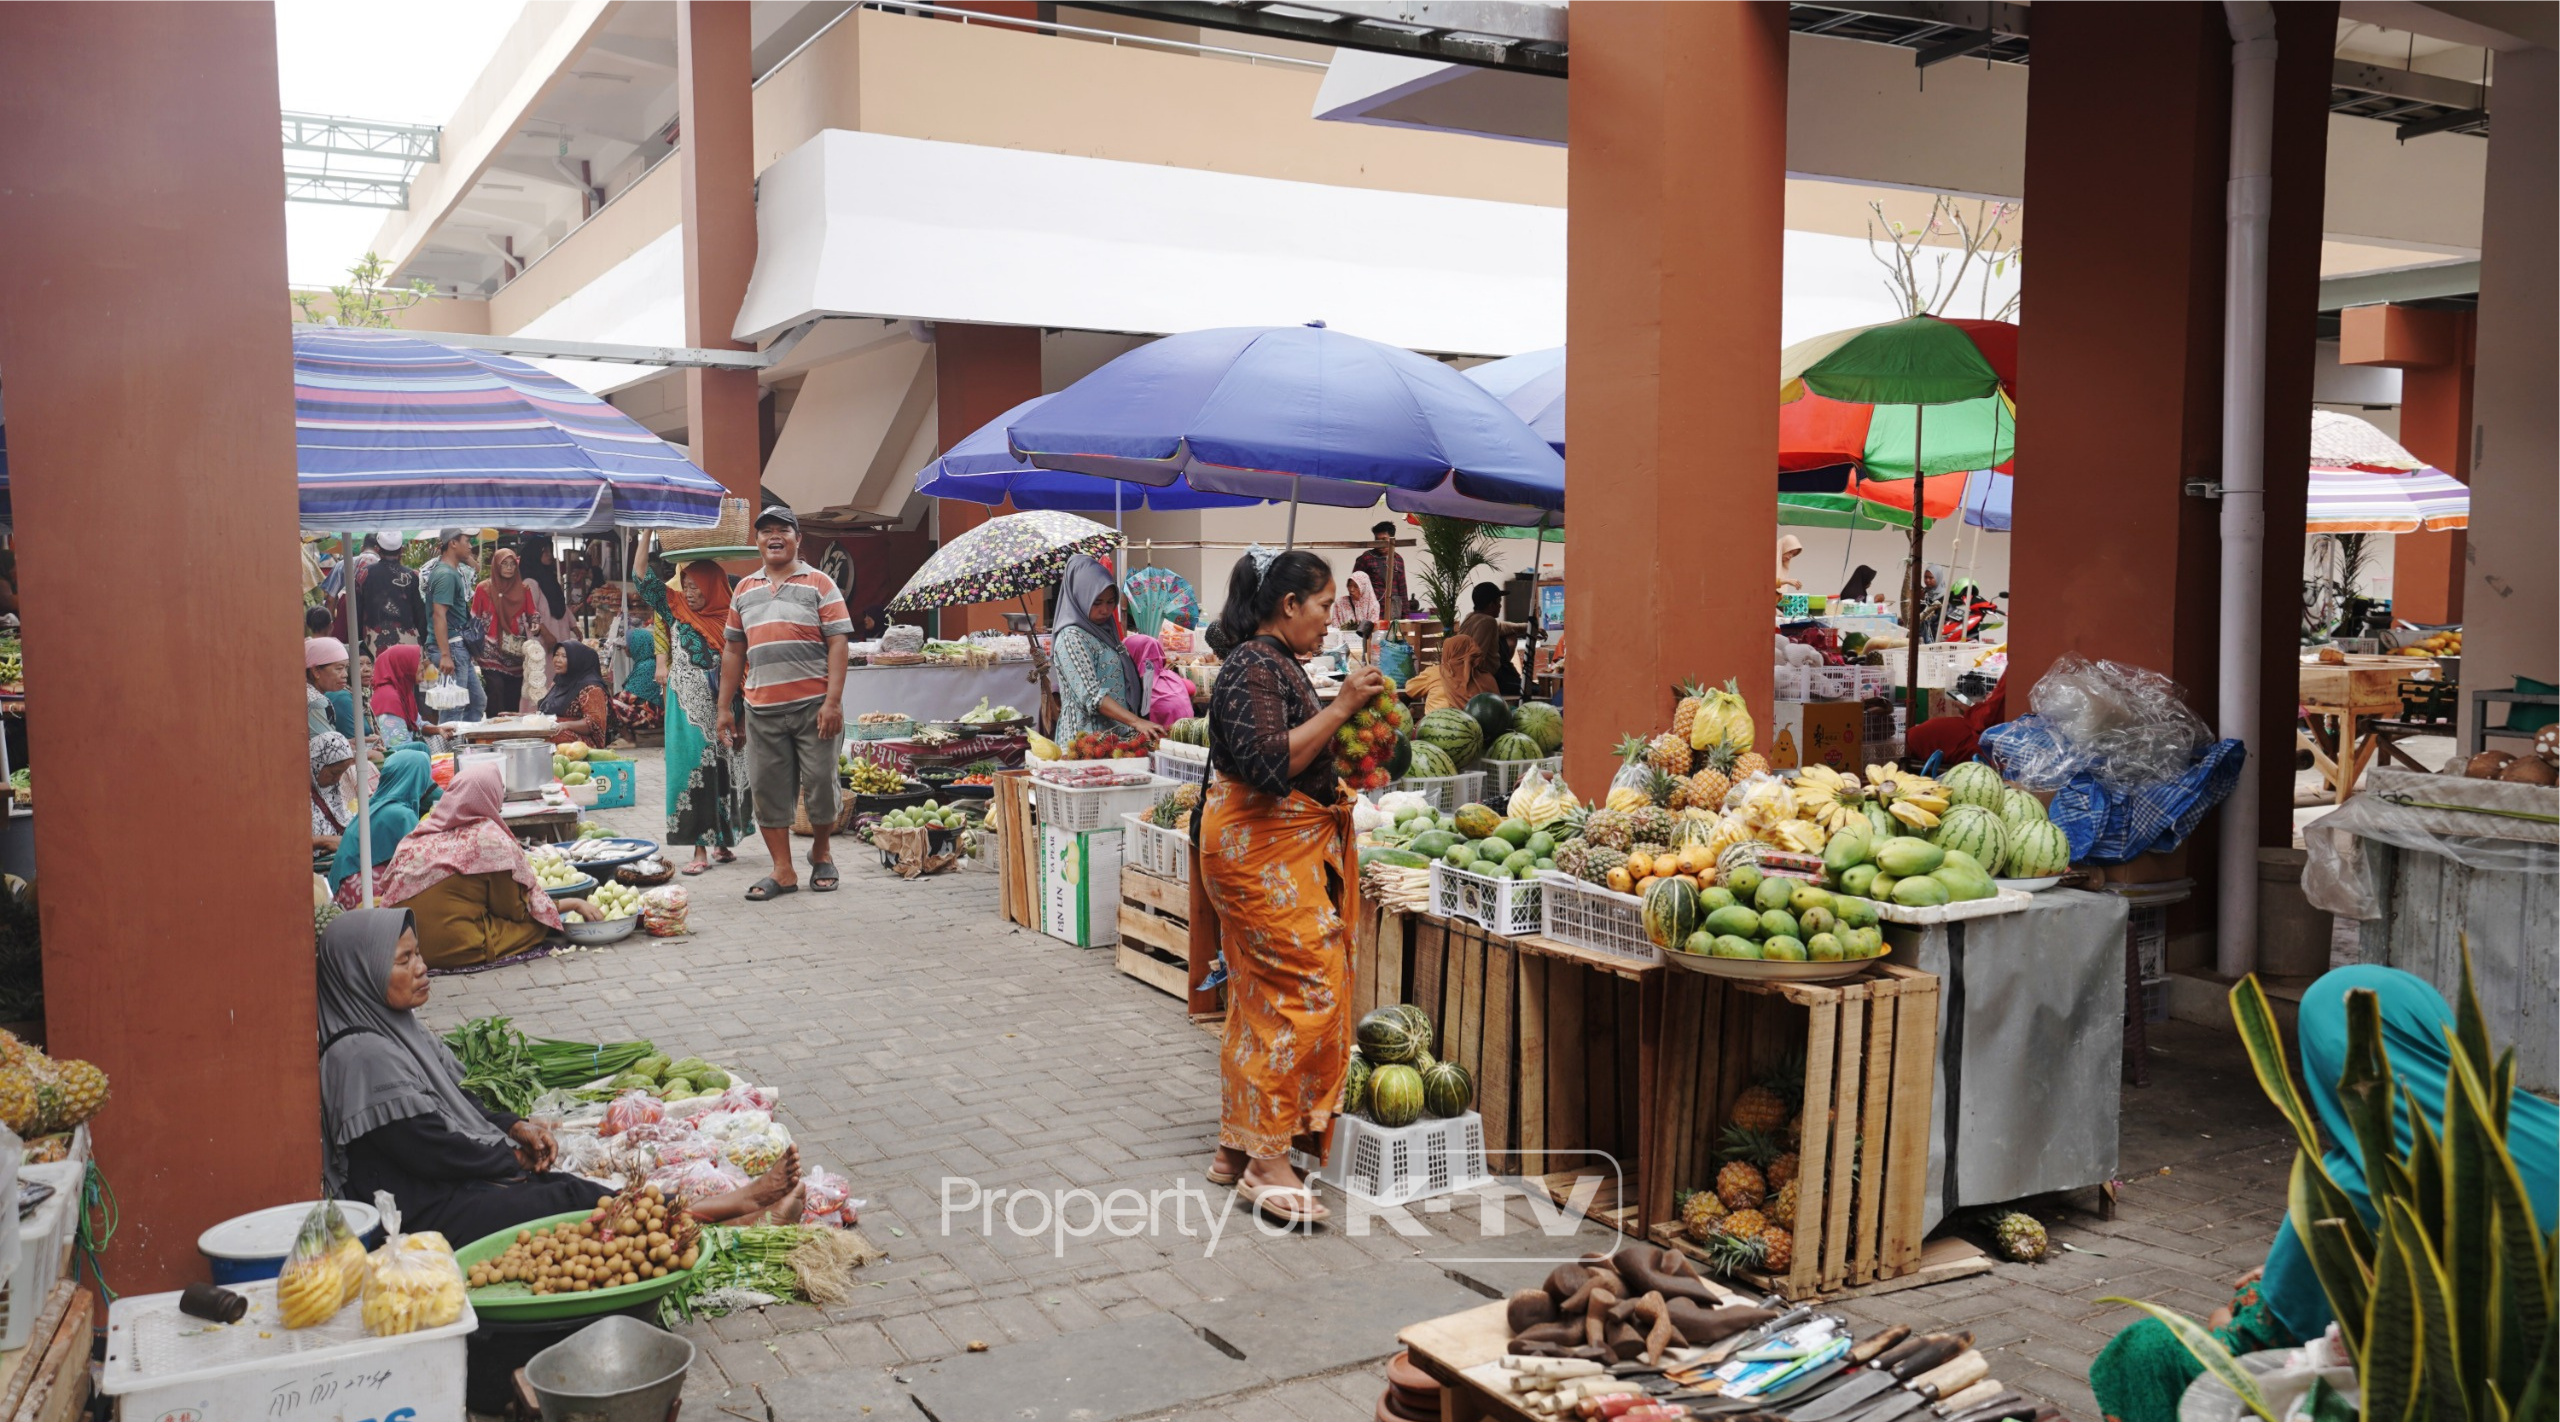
[2497,755,2556,786]
[2464,750,2515,779]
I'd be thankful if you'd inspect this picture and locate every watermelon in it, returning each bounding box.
[1367,1065,1426,1127]
[1932,805,2009,876]
[1642,877,1702,949]
[1406,739,1457,780]
[2004,819,2071,877]
[1941,760,2006,811]
[1385,734,1413,779]
[1417,708,1484,768]
[1420,1060,1475,1118]
[1485,731,1543,762]
[1464,693,1513,742]
[1356,1007,1424,1065]
[1512,701,1564,754]
[1999,787,2049,830]
[1342,1057,1372,1115]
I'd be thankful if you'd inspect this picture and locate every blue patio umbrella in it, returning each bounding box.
[913,396,1261,512]
[1006,325,1564,531]
[1960,469,2012,531]
[1460,346,1566,454]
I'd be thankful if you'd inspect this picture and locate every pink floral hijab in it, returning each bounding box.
[368,763,562,928]
[1332,570,1380,628]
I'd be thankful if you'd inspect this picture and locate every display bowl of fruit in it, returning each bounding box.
[455,1188,700,1323]
[1993,874,2065,893]
[560,880,646,943]
[530,851,600,902]
[1650,869,1895,983]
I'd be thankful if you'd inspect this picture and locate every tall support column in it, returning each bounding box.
[2341,307,2476,626]
[1561,2,1786,795]
[678,0,763,500]
[934,325,1043,635]
[0,2,319,1290]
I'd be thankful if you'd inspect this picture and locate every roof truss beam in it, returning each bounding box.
[1078,1,1566,74]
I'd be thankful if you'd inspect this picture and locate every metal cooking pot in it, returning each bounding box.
[495,738,552,796]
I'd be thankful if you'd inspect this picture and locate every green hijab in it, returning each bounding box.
[329,747,435,891]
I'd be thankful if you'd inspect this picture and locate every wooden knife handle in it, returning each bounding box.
[1873,1333,1940,1372]
[1936,1380,2003,1413]
[1850,1325,1912,1364]
[1888,1336,1966,1381]
[1911,1352,1989,1400]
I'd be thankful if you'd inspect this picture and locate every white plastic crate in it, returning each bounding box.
[2129,903,2169,980]
[0,1161,79,1352]
[1916,641,1990,689]
[1536,871,1664,967]
[103,1277,477,1422]
[1392,769,1486,815]
[1309,1111,1491,1207]
[2140,974,2171,1024]
[1481,754,1562,802]
[1807,666,1861,701]
[1772,665,1811,700]
[1151,741,1209,785]
[1031,772,1169,832]
[1430,860,1543,937]
[1120,811,1193,883]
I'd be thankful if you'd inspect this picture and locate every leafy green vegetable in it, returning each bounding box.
[441,1016,655,1112]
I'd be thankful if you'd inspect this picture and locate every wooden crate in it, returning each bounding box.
[0,1282,91,1422]
[1117,865,1215,1011]
[1643,962,1958,1300]
[993,769,1040,930]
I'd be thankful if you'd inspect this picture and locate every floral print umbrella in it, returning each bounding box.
[888,508,1117,612]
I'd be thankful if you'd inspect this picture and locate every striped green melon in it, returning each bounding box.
[1932,805,2009,876]
[1356,1007,1424,1065]
[1486,731,1543,763]
[1416,708,1484,768]
[1941,760,2007,812]
[2004,819,2071,878]
[1395,1002,1435,1049]
[1512,701,1564,754]
[1420,1060,1475,1118]
[1998,787,2049,830]
[1341,1057,1372,1115]
[1405,739,1457,780]
[1367,1064,1426,1127]
[1642,877,1701,949]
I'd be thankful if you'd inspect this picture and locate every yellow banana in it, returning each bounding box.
[1889,800,1941,830]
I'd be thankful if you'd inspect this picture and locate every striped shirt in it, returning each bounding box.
[723,562,853,709]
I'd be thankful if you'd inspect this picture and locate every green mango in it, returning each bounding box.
[1788,882,1833,917]
[1534,857,1555,872]
[1931,863,1998,902]
[1683,930,1716,956]
[1698,887,1737,913]
[1850,926,1887,958]
[1869,874,1897,902]
[695,1067,732,1089]
[1834,895,1880,930]
[1891,875,1952,908]
[1443,844,1476,868]
[1525,831,1556,859]
[1711,934,1764,959]
[1758,909,1800,941]
[1797,905,1836,938]
[1806,932,1846,962]
[1724,865,1764,901]
[1838,864,1879,899]
[1704,905,1765,940]
[1938,848,1987,877]
[1821,828,1872,876]
[1753,877,1796,912]
[1875,836,1947,878]
[1502,849,1537,873]
[1762,935,1808,962]
[1493,818,1532,847]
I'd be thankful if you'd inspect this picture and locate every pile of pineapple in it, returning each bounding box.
[1677,1063,1806,1276]
[1548,678,1953,897]
[0,1029,108,1140]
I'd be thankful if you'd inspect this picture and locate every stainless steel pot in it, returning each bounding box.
[495,738,552,797]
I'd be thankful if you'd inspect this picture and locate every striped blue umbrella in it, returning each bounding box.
[294,329,724,533]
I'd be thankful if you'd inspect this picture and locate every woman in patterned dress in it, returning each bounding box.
[636,553,750,874]
[1048,555,1162,747]
[1189,549,1390,1225]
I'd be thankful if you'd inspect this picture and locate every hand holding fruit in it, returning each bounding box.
[1338,663,1390,710]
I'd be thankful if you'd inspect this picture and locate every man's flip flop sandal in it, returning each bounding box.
[1236,1182,1327,1225]
[810,861,839,892]
[746,877,798,901]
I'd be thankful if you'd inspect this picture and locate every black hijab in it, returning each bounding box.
[540,643,607,717]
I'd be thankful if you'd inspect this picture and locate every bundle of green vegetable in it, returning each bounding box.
[657,1225,881,1323]
[440,1016,656,1114]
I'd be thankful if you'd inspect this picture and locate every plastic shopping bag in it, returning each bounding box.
[360,1192,467,1337]
[276,1199,368,1328]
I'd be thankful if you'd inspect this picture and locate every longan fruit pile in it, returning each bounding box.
[467,1185,699,1295]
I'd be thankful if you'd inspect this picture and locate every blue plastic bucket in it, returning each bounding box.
[196,1200,382,1284]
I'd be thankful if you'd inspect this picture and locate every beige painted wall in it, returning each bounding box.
[284,292,491,334]
[486,154,682,334]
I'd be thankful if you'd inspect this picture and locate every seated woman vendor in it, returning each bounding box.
[367,762,597,969]
[541,643,611,747]
[320,908,807,1244]
[2090,965,2557,1421]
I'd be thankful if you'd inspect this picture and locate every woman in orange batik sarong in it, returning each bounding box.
[1188,548,1391,1226]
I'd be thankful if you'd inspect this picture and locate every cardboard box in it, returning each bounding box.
[1039,824,1123,947]
[1768,700,1865,773]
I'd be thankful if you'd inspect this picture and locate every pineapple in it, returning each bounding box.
[1719,1207,1769,1244]
[1678,1187,1727,1243]
[1728,1083,1790,1135]
[1584,808,1634,851]
[1629,806,1675,847]
[1685,744,1736,816]
[0,1029,28,1071]
[1714,1159,1767,1211]
[1767,1150,1800,1191]
[1992,1211,2049,1262]
[1733,750,1771,779]
[1669,678,1709,745]
[1718,1123,1782,1168]
[1698,1225,1766,1276]
[1552,839,1593,881]
[1770,1179,1800,1228]
[1759,1226,1794,1273]
[1581,845,1629,887]
[1551,804,1589,844]
[1647,732,1692,780]
[0,1069,36,1137]
[1642,766,1679,808]
[51,1060,107,1127]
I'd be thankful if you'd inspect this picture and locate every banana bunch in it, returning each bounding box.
[1865,762,1950,831]
[1794,763,1872,832]
[1687,678,1756,754]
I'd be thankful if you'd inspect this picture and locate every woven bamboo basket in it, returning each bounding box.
[657,498,753,556]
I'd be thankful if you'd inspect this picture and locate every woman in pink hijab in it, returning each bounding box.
[1121,633,1195,728]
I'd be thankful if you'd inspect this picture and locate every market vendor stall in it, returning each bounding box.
[840,661,1040,725]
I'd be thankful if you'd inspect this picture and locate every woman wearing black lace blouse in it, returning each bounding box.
[1188,550,1389,1226]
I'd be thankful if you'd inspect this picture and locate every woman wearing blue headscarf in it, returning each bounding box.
[2090,966,2558,1421]
[329,746,435,903]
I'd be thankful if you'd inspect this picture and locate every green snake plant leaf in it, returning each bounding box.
[2098,1298,2281,1422]
[2307,1377,2362,1422]
[2366,1192,2427,1422]
[2492,1048,2515,1136]
[2452,937,2495,1097]
[2452,1043,2552,1402]
[2516,1259,2558,1422]
[2445,1044,2499,1411]
[2340,988,2411,1214]
[2295,1151,2375,1352]
[2404,1082,2448,1239]
[2232,976,2327,1158]
[2390,1197,2472,1422]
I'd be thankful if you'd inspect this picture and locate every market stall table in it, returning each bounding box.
[2297,654,2440,804]
[840,661,1040,725]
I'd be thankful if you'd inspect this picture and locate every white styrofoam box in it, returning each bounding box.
[103,1277,476,1422]
[1429,861,1542,938]
[1536,872,1663,967]
[1150,742,1208,785]
[1120,812,1192,884]
[1481,755,1562,803]
[1039,824,1123,947]
[1391,770,1485,815]
[1305,1112,1492,1207]
[0,1161,80,1352]
[1030,772,1168,832]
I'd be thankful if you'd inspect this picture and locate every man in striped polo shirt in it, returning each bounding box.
[717,506,853,899]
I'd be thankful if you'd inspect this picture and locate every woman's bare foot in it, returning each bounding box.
[737,1182,806,1226]
[683,850,713,876]
[689,1147,803,1222]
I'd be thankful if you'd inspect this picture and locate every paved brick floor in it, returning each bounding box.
[436,755,2297,1421]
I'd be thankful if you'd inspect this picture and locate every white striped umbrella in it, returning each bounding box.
[2305,466,2469,533]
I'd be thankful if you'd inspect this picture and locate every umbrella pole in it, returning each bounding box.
[345,529,374,909]
[1285,475,1300,550]
[1905,410,1926,723]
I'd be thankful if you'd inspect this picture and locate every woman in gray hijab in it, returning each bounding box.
[319,909,809,1241]
[1048,554,1158,747]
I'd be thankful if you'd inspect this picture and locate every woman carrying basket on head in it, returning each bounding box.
[1188,549,1389,1227]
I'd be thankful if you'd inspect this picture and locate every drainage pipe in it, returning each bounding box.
[2217,0,2278,979]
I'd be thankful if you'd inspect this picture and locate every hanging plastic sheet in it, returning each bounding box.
[2302,767,2558,919]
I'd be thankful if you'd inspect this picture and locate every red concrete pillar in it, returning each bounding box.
[934,324,1043,636]
[2339,304,2474,624]
[677,0,763,501]
[1561,3,1787,796]
[0,2,319,1290]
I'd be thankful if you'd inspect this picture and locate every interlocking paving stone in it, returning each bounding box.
[1171,1264,1487,1379]
[905,1312,1270,1421]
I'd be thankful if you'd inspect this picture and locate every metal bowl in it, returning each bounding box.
[561,914,638,945]
[1660,942,1891,982]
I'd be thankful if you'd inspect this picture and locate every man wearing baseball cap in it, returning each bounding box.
[717,504,853,899]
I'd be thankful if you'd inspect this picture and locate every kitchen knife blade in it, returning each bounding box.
[1819,1350,1990,1422]
[1939,1390,2042,1422]
[1783,1336,1968,1422]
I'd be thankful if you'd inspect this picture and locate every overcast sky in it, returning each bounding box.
[277,0,524,286]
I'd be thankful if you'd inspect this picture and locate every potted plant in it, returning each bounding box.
[1415,515,1496,635]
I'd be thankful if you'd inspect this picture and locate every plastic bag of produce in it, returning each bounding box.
[277,1199,368,1328]
[640,884,692,937]
[649,1155,749,1204]
[801,1167,862,1227]
[359,1192,466,1337]
[705,1084,780,1114]
[599,1090,665,1138]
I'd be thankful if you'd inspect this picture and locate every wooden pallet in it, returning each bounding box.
[0,1282,90,1422]
[1117,867,1225,1021]
[993,769,1040,930]
[1529,1166,1644,1240]
[1649,1222,1993,1303]
[1644,962,1943,1300]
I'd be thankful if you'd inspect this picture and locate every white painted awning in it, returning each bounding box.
[733,130,1565,357]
